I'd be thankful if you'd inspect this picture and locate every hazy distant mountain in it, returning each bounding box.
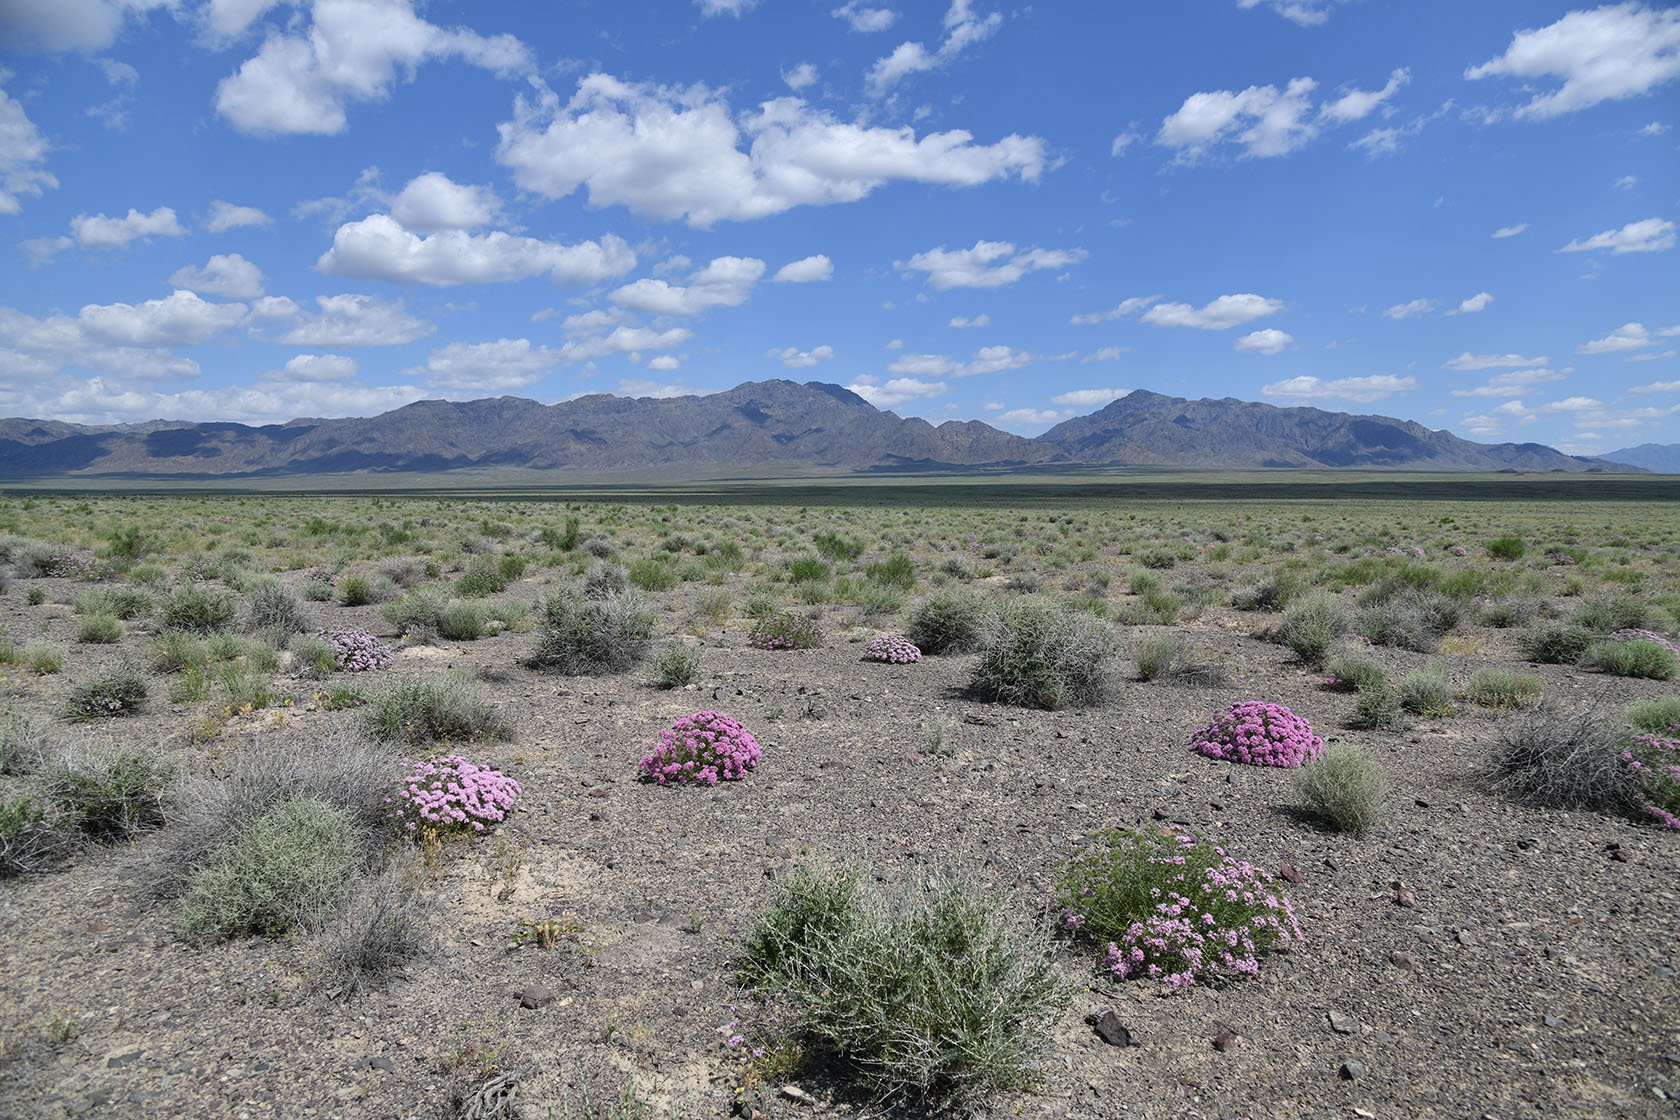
[1037,390,1634,472]
[1602,443,1680,473]
[0,382,1642,479]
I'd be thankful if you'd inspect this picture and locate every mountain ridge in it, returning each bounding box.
[0,381,1642,478]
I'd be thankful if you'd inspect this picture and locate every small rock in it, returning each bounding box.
[1212,1031,1238,1052]
[1278,863,1302,884]
[1339,1060,1365,1081]
[1329,1011,1357,1035]
[517,984,558,1009]
[588,788,608,799]
[1543,1014,1563,1028]
[367,1056,396,1072]
[1087,1010,1136,1048]
[1414,798,1430,808]
[779,1084,812,1104]
[1391,950,1419,971]
[1393,883,1418,908]
[1456,929,1479,948]
[1515,837,1539,851]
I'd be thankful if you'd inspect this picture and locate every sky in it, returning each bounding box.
[0,1,1676,456]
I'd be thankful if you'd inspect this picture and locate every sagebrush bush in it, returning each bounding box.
[1132,632,1228,686]
[363,674,508,746]
[969,598,1119,710]
[1465,667,1543,709]
[437,600,486,641]
[1520,622,1595,665]
[40,746,171,841]
[1573,590,1659,635]
[75,612,123,644]
[162,585,238,634]
[651,641,701,688]
[23,642,64,675]
[628,556,677,592]
[62,666,148,721]
[1473,707,1642,817]
[181,796,358,939]
[312,851,430,995]
[1353,590,1456,652]
[1348,684,1406,730]
[739,863,1070,1112]
[381,588,448,639]
[1230,569,1305,612]
[0,711,38,775]
[139,732,395,900]
[583,561,628,599]
[1626,696,1680,734]
[1397,665,1453,717]
[864,551,916,591]
[1323,651,1386,693]
[337,573,378,606]
[1480,594,1546,628]
[245,580,314,640]
[1054,828,1301,992]
[904,585,985,655]
[1276,593,1347,665]
[526,587,653,674]
[1295,745,1388,836]
[1581,639,1678,680]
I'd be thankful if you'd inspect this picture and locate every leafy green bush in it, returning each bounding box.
[40,747,171,841]
[75,612,123,644]
[1276,593,1348,666]
[1573,590,1658,634]
[1486,535,1525,561]
[363,674,508,746]
[651,641,701,689]
[1347,684,1405,730]
[904,585,986,655]
[337,573,378,606]
[739,863,1069,1113]
[1397,664,1453,717]
[813,531,866,562]
[1465,668,1543,709]
[455,556,507,597]
[181,797,357,939]
[1581,640,1678,680]
[23,642,64,675]
[969,598,1119,710]
[525,587,653,674]
[786,555,831,584]
[62,667,148,721]
[864,551,917,591]
[1519,622,1595,664]
[628,556,677,592]
[1323,651,1386,693]
[437,600,486,641]
[162,585,238,634]
[1625,696,1680,734]
[1295,745,1388,836]
[1230,569,1305,611]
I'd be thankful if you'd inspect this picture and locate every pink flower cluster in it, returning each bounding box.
[1446,544,1469,557]
[1610,629,1680,658]
[1621,724,1680,831]
[1191,701,1323,767]
[1098,834,1302,992]
[640,711,762,786]
[864,634,921,664]
[302,563,338,587]
[387,754,522,833]
[319,626,394,672]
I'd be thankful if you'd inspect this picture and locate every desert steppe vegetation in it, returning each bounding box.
[0,479,1675,1119]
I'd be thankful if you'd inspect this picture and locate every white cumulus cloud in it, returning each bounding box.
[772,254,833,283]
[274,293,435,347]
[1448,292,1493,315]
[0,0,169,53]
[1559,217,1676,254]
[1492,223,1529,238]
[1577,322,1662,354]
[996,407,1072,427]
[205,200,272,232]
[865,0,1000,96]
[496,73,1045,228]
[899,240,1085,289]
[610,256,766,316]
[559,326,693,363]
[833,1,896,32]
[1320,68,1410,123]
[1158,77,1319,161]
[1071,295,1159,325]
[317,214,636,287]
[949,314,990,328]
[78,289,248,348]
[215,0,532,136]
[1235,0,1351,27]
[782,62,818,91]
[1262,374,1417,403]
[0,81,57,214]
[276,353,358,382]
[170,253,266,300]
[1382,298,1435,320]
[1466,3,1680,120]
[1442,352,1547,371]
[389,171,500,233]
[767,345,834,369]
[71,205,186,248]
[1235,328,1294,355]
[1451,368,1566,397]
[846,375,947,407]
[1142,293,1284,330]
[402,338,561,392]
[1051,387,1130,407]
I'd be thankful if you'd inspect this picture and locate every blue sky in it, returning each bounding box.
[0,1,1676,455]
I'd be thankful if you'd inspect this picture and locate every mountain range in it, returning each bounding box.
[1601,443,1680,474]
[0,381,1644,479]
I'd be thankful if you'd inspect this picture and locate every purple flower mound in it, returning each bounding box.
[388,755,522,834]
[640,711,762,786]
[1191,701,1324,768]
[864,634,921,664]
[1620,722,1680,831]
[320,626,395,672]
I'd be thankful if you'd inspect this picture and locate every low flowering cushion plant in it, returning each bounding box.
[388,754,521,834]
[1054,828,1302,993]
[640,710,761,785]
[1191,700,1324,767]
[864,634,921,664]
[1620,723,1680,830]
[320,626,395,672]
[747,612,822,651]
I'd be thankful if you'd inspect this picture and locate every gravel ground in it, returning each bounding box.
[0,573,1675,1120]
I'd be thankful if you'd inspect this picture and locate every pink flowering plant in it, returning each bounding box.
[1053,828,1302,993]
[320,626,395,672]
[747,612,822,651]
[1191,700,1324,767]
[388,754,522,835]
[863,634,921,664]
[1620,722,1680,831]
[640,711,762,786]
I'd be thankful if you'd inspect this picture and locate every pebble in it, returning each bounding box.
[517,984,559,1009]
[1212,1031,1239,1052]
[1391,950,1420,971]
[1339,1060,1366,1081]
[1329,1011,1357,1035]
[1087,1010,1136,1048]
